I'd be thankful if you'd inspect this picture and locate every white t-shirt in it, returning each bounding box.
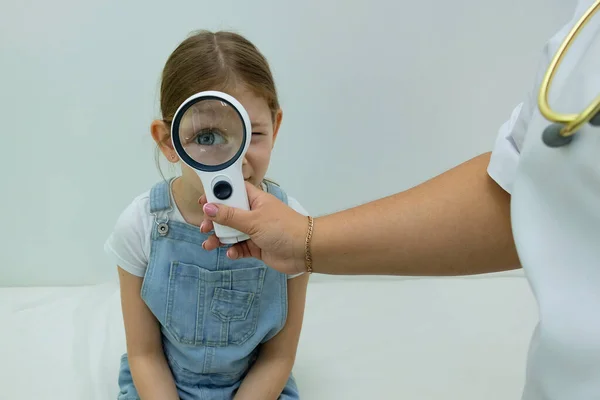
[487,1,600,399]
[104,180,308,279]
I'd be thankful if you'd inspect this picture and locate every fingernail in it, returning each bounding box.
[200,221,205,231]
[203,204,218,217]
[227,248,237,259]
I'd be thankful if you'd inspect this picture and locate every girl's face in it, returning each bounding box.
[152,86,282,196]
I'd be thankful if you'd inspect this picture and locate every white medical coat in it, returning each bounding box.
[487,1,600,398]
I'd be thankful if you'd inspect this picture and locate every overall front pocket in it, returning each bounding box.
[164,261,266,347]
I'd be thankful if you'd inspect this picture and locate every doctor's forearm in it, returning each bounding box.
[311,152,520,275]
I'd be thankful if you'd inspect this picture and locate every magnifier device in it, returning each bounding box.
[171,91,251,244]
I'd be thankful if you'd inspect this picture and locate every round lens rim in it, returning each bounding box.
[171,95,248,172]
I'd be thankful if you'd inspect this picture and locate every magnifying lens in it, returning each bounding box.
[171,91,251,244]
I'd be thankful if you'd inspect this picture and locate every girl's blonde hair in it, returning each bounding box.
[156,30,280,175]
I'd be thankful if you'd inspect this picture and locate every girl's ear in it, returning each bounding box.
[271,109,283,147]
[151,120,179,163]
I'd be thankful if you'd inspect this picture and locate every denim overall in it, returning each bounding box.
[117,179,300,400]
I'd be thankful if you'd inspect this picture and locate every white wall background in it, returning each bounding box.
[0,0,574,286]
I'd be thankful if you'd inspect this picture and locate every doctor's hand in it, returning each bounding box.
[199,182,308,275]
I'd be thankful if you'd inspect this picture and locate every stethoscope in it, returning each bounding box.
[540,0,600,147]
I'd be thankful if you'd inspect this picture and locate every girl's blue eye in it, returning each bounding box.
[195,129,227,145]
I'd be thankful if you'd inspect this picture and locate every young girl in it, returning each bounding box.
[104,30,309,400]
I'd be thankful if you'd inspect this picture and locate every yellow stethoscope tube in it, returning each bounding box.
[538,0,600,146]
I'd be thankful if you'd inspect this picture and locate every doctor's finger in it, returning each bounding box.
[202,234,223,251]
[200,219,214,233]
[226,240,260,260]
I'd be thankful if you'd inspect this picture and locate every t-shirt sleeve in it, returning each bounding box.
[286,195,309,279]
[288,196,309,217]
[103,195,151,278]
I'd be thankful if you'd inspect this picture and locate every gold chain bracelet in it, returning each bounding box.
[305,216,314,274]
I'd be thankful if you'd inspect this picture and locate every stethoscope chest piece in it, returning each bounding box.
[590,112,600,126]
[542,111,600,148]
[542,124,575,147]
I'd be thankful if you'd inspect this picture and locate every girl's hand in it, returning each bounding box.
[199,182,308,275]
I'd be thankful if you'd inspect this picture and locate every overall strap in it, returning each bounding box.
[263,179,288,205]
[149,178,174,214]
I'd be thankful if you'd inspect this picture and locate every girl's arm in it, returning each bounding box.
[118,267,180,400]
[234,273,309,400]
